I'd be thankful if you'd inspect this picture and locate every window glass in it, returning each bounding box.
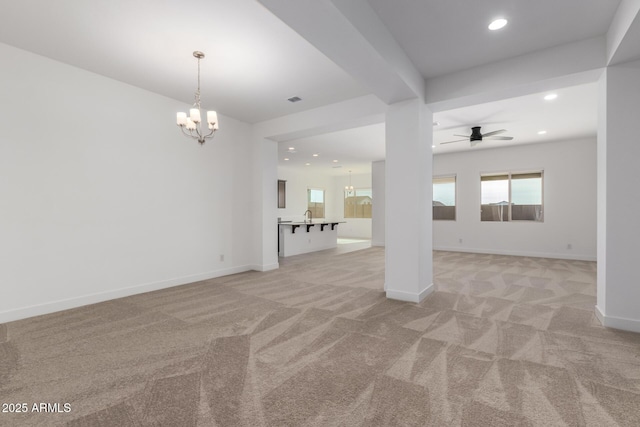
[481,175,510,221]
[480,172,543,222]
[344,189,372,218]
[433,176,456,220]
[307,188,325,218]
[511,173,543,221]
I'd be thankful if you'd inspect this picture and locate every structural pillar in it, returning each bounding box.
[384,98,434,302]
[596,59,640,332]
[251,135,279,272]
[371,160,386,247]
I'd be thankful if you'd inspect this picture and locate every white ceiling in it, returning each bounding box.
[278,123,385,176]
[0,0,617,170]
[367,0,621,79]
[278,82,598,173]
[0,0,368,123]
[433,82,598,154]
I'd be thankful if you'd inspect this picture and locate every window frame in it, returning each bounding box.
[307,187,326,219]
[432,174,457,221]
[480,170,544,223]
[344,188,373,219]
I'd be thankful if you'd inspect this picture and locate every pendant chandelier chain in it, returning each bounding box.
[194,56,201,109]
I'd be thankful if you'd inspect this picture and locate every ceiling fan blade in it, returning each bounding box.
[481,129,507,137]
[485,136,513,140]
[453,134,470,138]
[440,139,468,145]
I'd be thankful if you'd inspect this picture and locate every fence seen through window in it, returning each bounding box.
[307,188,325,219]
[433,175,456,220]
[480,172,543,222]
[344,188,372,218]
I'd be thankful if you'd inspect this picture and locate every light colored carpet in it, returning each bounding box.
[1,248,640,426]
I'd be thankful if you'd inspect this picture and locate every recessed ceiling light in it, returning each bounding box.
[488,18,508,31]
[305,163,311,166]
[288,147,295,151]
[284,157,290,161]
[432,145,436,148]
[433,121,440,126]
[332,159,339,163]
[544,93,558,101]
[538,130,547,135]
[288,96,302,103]
[312,153,319,157]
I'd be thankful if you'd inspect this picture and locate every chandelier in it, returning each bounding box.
[345,170,354,194]
[176,51,219,145]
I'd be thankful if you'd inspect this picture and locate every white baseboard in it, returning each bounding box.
[250,263,279,272]
[372,241,385,247]
[594,306,640,333]
[433,246,596,262]
[594,305,605,325]
[0,265,252,324]
[386,283,434,303]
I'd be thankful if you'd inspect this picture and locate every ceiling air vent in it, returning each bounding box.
[287,96,302,103]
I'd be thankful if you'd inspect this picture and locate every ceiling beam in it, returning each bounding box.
[606,0,640,65]
[424,37,606,112]
[254,94,386,142]
[258,0,424,104]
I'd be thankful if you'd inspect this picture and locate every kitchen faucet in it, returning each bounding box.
[303,210,312,223]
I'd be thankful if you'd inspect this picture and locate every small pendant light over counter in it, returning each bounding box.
[345,170,354,194]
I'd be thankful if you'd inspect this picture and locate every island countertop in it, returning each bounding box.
[278,220,345,225]
[278,220,345,234]
[278,220,345,256]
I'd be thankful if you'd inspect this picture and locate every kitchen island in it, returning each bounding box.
[278,220,345,257]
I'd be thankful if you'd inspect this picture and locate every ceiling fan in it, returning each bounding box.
[441,126,513,147]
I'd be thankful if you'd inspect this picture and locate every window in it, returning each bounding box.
[481,172,543,222]
[277,180,286,208]
[344,188,372,218]
[307,188,325,218]
[480,174,509,221]
[433,175,456,220]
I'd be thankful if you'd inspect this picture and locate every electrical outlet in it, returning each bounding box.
[459,238,463,244]
[219,254,224,262]
[567,244,572,250]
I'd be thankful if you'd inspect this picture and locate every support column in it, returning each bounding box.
[384,99,433,302]
[371,160,385,247]
[251,135,279,272]
[596,59,640,332]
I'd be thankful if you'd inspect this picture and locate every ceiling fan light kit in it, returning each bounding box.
[470,126,483,141]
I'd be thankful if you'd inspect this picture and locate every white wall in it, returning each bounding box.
[277,167,334,221]
[432,138,597,260]
[277,166,372,238]
[0,43,254,322]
